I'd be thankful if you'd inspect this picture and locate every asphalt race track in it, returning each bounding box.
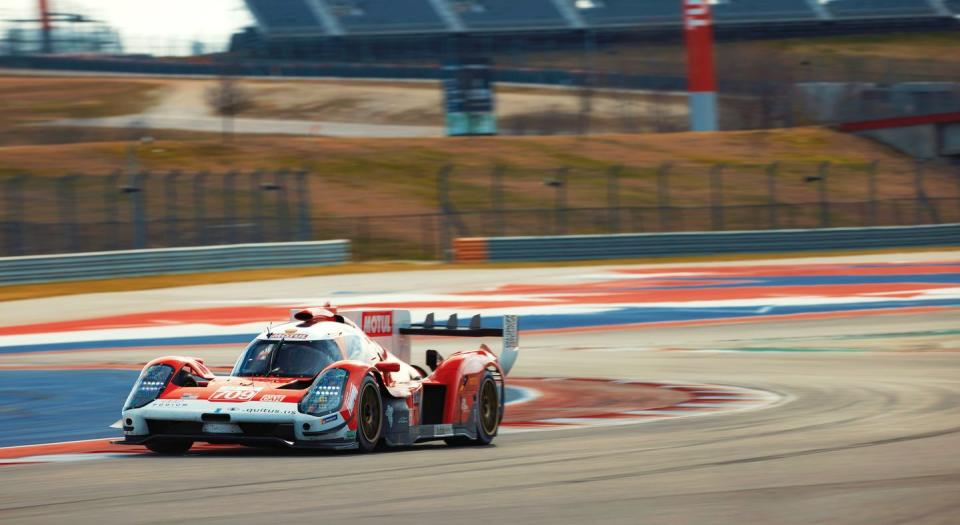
[0,252,958,524]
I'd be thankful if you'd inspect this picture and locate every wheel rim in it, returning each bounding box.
[360,384,381,442]
[479,378,499,436]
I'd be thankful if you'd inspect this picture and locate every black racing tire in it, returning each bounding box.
[356,375,383,452]
[445,371,501,446]
[145,439,193,455]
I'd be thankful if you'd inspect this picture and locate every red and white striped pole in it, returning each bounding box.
[683,0,718,131]
[38,0,53,53]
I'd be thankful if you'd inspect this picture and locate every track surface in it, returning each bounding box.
[0,253,958,524]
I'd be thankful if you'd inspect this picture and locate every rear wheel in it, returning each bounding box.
[446,371,501,446]
[356,376,383,452]
[145,439,193,455]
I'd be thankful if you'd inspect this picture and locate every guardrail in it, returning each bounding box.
[453,224,960,262]
[0,240,350,285]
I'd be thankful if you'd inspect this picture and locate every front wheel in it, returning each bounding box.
[356,376,383,452]
[145,439,193,455]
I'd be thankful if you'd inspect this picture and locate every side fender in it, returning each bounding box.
[429,347,501,425]
[138,356,214,398]
[143,356,214,379]
[320,360,386,432]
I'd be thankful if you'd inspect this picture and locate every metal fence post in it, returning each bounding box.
[657,163,672,231]
[915,160,925,225]
[126,171,149,249]
[867,161,878,226]
[276,169,291,242]
[420,214,432,259]
[554,167,568,235]
[710,164,725,231]
[607,165,621,233]
[224,171,240,245]
[5,174,27,255]
[817,162,830,228]
[296,170,312,241]
[434,213,443,259]
[164,171,181,248]
[437,165,453,260]
[58,174,80,253]
[491,165,505,237]
[766,162,779,229]
[356,215,370,260]
[251,170,264,243]
[105,171,121,250]
[914,159,940,224]
[194,171,209,246]
[955,166,960,201]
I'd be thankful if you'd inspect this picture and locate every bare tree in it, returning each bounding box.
[206,76,254,142]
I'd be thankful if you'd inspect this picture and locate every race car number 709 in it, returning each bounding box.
[209,386,262,401]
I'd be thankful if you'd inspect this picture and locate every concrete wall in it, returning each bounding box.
[860,124,940,159]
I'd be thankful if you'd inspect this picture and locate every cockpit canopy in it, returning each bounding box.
[232,331,381,378]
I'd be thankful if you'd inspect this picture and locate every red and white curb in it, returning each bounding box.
[0,379,784,465]
[500,379,785,433]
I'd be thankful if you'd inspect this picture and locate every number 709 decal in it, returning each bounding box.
[210,386,263,402]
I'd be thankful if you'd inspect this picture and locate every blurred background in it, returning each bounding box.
[1,0,959,260]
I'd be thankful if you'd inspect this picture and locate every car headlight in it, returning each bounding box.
[124,364,175,410]
[299,368,348,417]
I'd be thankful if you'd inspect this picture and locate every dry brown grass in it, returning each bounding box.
[506,31,960,84]
[242,78,685,131]
[0,74,686,137]
[0,76,163,124]
[0,127,922,175]
[2,127,954,219]
[771,32,960,63]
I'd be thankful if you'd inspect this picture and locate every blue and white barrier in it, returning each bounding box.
[0,240,351,285]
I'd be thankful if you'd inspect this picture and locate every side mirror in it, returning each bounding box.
[375,362,401,373]
[426,349,443,371]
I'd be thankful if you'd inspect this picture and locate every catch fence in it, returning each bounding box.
[2,162,958,260]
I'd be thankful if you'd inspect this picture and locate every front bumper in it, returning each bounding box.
[121,399,357,450]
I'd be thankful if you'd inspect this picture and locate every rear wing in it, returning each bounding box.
[399,313,502,337]
[340,310,520,376]
[400,313,520,376]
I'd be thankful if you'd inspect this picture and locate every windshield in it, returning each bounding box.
[233,338,343,378]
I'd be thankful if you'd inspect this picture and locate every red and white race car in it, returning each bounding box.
[119,307,519,454]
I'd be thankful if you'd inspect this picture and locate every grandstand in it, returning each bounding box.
[823,0,942,19]
[239,0,960,38]
[329,0,448,34]
[454,1,571,30]
[229,0,960,66]
[710,1,819,23]
[245,0,323,33]
[574,1,680,27]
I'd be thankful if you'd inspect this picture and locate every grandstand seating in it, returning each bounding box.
[575,0,680,27]
[824,0,938,18]
[246,0,322,31]
[452,0,571,30]
[242,0,957,38]
[329,0,448,33]
[712,0,818,22]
